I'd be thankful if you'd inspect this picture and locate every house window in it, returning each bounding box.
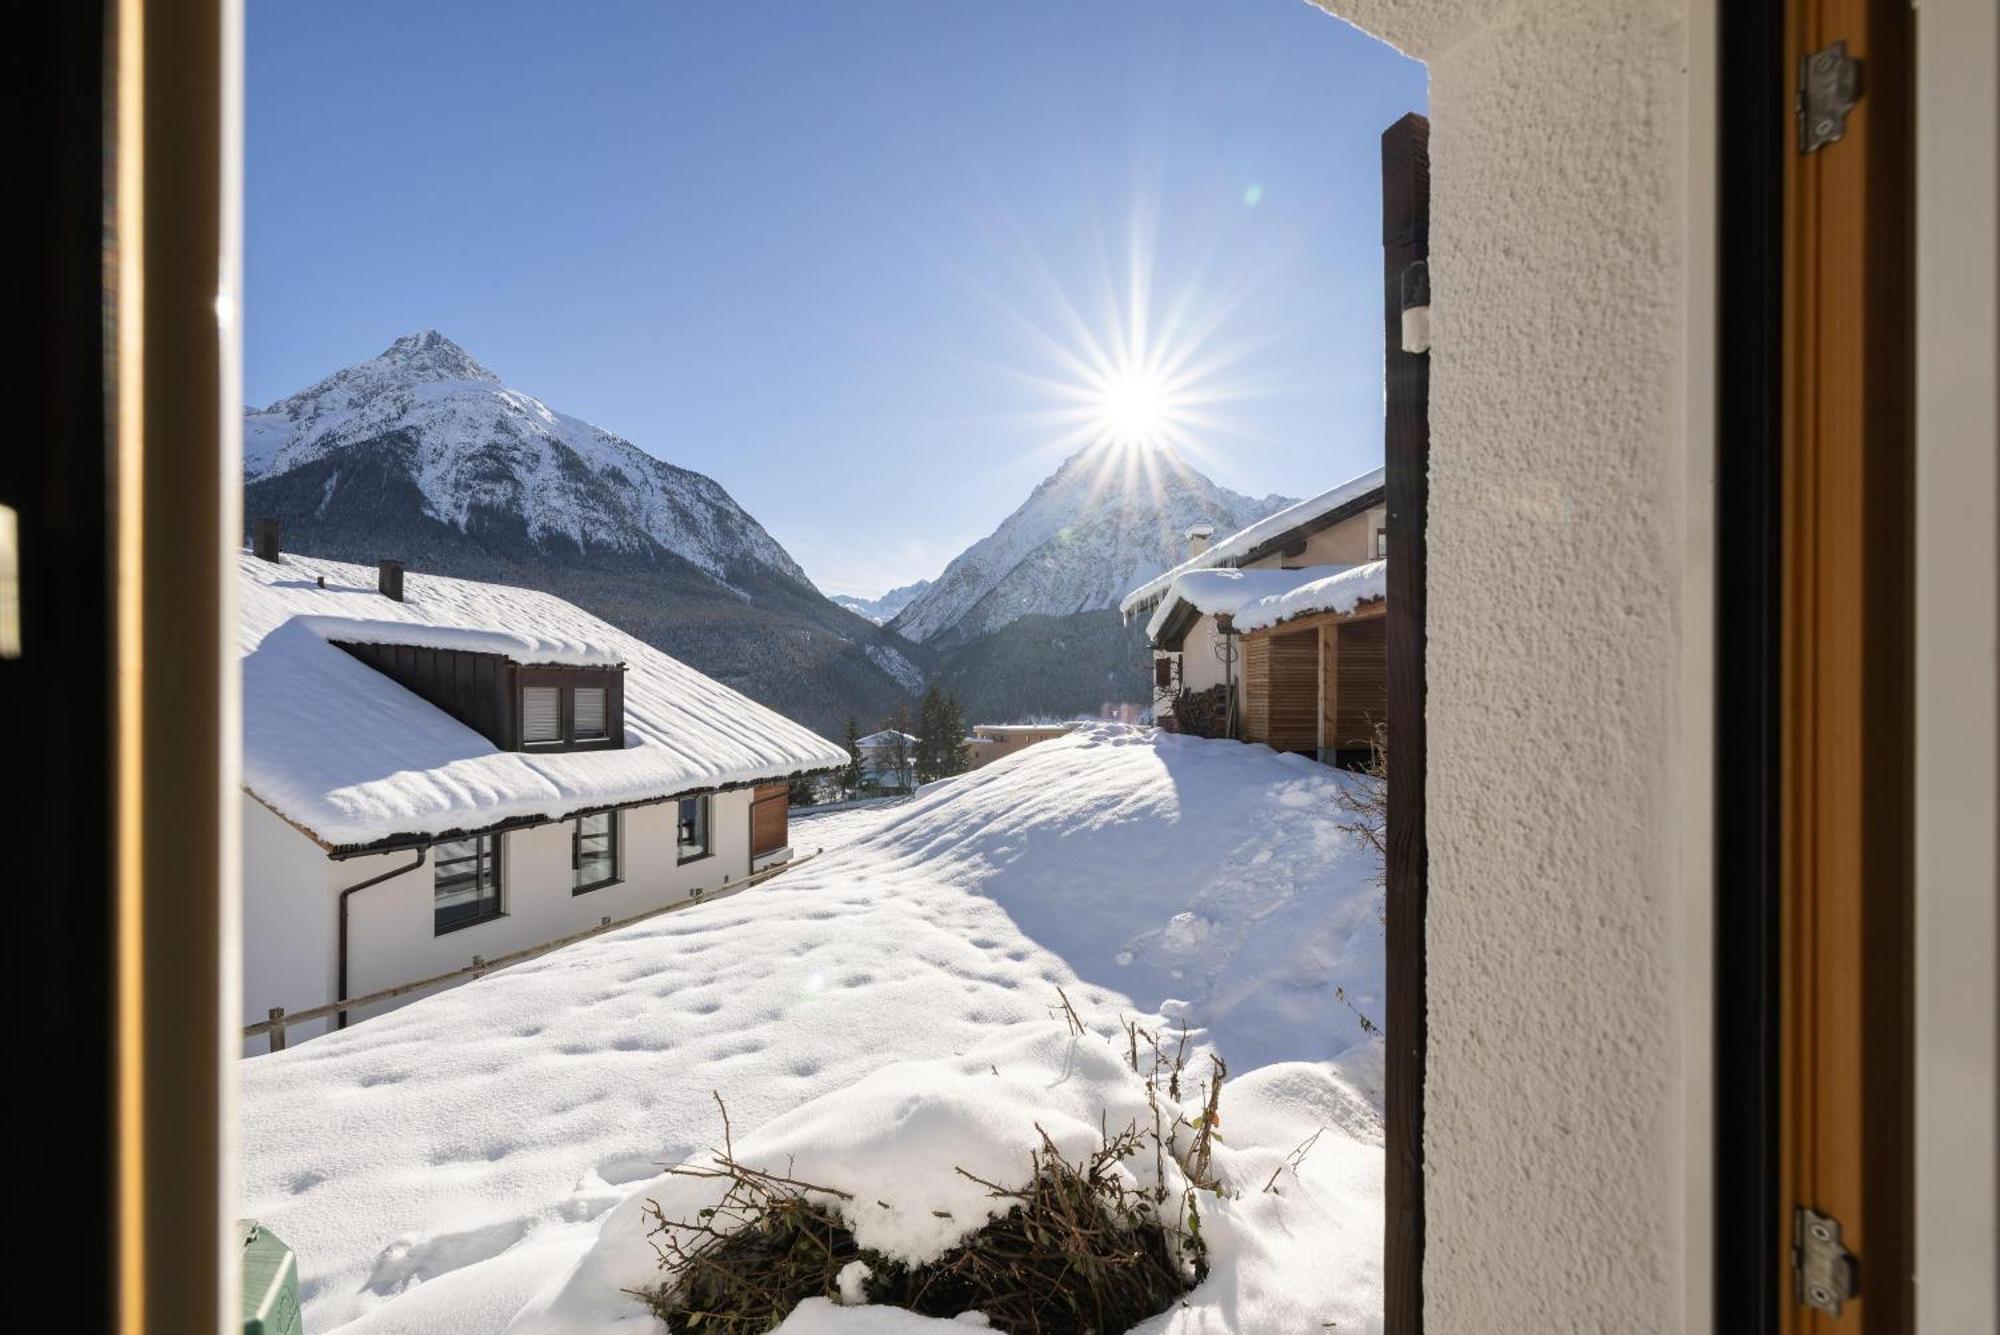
[677,793,711,863]
[434,833,502,934]
[522,686,562,744]
[572,811,619,894]
[516,672,622,751]
[1375,527,1388,559]
[573,686,608,740]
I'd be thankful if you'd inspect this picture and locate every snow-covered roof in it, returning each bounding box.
[296,617,624,668]
[1118,466,1386,618]
[239,551,848,850]
[1144,561,1387,642]
[1231,560,1388,633]
[856,730,919,747]
[972,723,1076,736]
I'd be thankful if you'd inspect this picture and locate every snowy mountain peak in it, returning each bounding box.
[242,333,810,590]
[375,329,499,385]
[888,445,1296,645]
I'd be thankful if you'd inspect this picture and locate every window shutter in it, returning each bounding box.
[522,686,561,743]
[573,686,607,738]
[1155,657,1174,689]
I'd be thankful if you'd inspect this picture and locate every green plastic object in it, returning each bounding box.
[239,1219,303,1335]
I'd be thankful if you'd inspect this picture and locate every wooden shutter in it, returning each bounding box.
[750,783,789,857]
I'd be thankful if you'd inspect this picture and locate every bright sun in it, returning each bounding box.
[1094,371,1176,448]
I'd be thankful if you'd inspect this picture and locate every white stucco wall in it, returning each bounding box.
[242,789,755,1042]
[1306,1,1707,1329]
[241,795,340,1049]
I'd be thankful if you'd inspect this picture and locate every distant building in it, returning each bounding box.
[1119,468,1387,765]
[853,729,920,792]
[961,722,1076,770]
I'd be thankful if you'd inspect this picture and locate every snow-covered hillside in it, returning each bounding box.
[244,331,809,590]
[889,444,1292,645]
[240,726,1385,1334]
[830,580,930,624]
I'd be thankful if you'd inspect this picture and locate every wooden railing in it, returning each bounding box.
[245,849,821,1053]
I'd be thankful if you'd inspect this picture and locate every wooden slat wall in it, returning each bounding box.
[750,783,789,857]
[1336,617,1388,750]
[1241,633,1271,743]
[1267,630,1320,754]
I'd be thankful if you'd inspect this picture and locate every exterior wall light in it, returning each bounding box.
[1401,259,1431,355]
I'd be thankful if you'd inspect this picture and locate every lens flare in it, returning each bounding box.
[1094,371,1175,448]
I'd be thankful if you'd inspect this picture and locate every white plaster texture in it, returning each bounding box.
[1304,1,1696,1330]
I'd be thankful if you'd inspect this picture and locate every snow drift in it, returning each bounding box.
[239,725,1385,1333]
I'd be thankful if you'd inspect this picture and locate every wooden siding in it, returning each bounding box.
[1335,616,1388,751]
[1240,633,1271,743]
[335,641,516,748]
[1265,629,1321,755]
[750,783,788,857]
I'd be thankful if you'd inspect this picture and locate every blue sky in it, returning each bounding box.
[247,2,1424,597]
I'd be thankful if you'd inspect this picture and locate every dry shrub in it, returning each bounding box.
[636,1019,1221,1333]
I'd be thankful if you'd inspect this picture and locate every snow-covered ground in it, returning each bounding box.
[788,795,917,854]
[240,726,1385,1334]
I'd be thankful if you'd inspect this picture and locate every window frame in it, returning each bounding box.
[514,666,625,753]
[571,810,621,895]
[432,832,504,935]
[676,792,713,865]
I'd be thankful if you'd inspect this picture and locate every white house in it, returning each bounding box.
[238,546,847,1047]
[853,729,919,792]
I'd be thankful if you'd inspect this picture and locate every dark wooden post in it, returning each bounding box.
[267,1007,287,1053]
[1381,110,1430,1335]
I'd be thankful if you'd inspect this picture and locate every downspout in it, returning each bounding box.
[336,846,426,1029]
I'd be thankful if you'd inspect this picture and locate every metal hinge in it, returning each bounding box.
[1798,41,1863,154]
[1794,1206,1860,1317]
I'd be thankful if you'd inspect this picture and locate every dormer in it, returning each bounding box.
[321,622,627,753]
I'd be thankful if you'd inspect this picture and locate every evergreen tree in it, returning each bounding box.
[841,717,863,795]
[914,685,945,782]
[941,690,969,776]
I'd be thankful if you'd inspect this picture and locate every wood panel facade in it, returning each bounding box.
[750,783,789,858]
[1265,630,1321,755]
[1335,616,1388,751]
[1240,633,1271,744]
[1237,607,1388,760]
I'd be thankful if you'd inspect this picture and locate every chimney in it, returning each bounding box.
[377,559,405,602]
[252,517,281,563]
[1185,523,1214,559]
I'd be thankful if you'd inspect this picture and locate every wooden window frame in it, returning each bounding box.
[571,811,621,895]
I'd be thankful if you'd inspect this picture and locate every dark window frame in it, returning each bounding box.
[571,810,621,895]
[433,832,504,935]
[676,792,713,865]
[515,666,625,754]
